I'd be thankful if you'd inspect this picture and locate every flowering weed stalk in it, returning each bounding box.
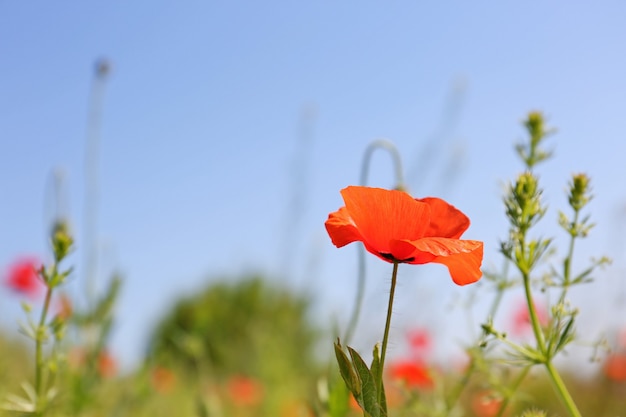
[3,221,74,415]
[481,112,609,417]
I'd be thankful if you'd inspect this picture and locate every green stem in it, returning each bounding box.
[545,361,582,417]
[379,262,399,386]
[35,283,54,410]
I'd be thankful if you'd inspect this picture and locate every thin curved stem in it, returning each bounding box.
[344,140,405,344]
[360,139,405,189]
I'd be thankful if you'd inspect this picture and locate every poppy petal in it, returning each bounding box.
[325,207,364,248]
[418,197,470,239]
[341,186,431,254]
[409,238,483,285]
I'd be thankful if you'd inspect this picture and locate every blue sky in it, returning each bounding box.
[2,1,626,369]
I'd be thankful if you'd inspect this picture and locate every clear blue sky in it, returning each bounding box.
[2,1,626,369]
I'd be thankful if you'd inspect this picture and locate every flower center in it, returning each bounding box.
[380,252,415,263]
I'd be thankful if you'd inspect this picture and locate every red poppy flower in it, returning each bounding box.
[325,186,483,285]
[388,360,433,389]
[4,257,44,297]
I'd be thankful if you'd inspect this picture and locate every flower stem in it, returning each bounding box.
[35,283,54,410]
[379,261,399,378]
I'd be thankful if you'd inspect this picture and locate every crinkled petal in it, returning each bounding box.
[341,186,431,254]
[408,237,484,285]
[418,197,470,239]
[325,206,364,248]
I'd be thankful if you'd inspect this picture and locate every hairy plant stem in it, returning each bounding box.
[378,261,399,403]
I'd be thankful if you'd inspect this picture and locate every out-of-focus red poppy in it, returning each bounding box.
[227,375,264,407]
[510,299,549,336]
[97,350,117,378]
[604,353,626,382]
[325,186,483,285]
[4,257,44,297]
[388,360,433,390]
[471,390,503,417]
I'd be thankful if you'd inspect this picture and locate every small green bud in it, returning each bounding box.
[516,111,554,169]
[568,173,592,211]
[505,172,546,231]
[51,220,74,262]
[525,111,545,140]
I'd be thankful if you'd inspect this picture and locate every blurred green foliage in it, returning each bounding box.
[149,275,319,376]
[147,275,322,414]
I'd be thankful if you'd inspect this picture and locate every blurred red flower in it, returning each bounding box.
[4,257,44,297]
[388,360,433,389]
[604,353,626,382]
[227,375,264,406]
[97,350,117,378]
[325,186,483,285]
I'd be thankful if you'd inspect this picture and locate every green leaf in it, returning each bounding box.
[334,341,360,396]
[348,347,382,417]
